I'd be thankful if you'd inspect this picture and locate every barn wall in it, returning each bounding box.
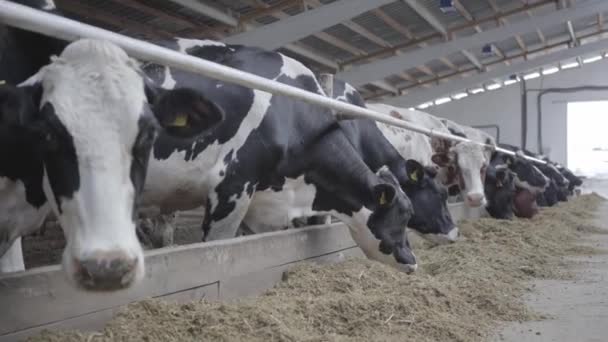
[426,58,608,165]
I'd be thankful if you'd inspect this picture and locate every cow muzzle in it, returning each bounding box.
[71,251,141,291]
[466,192,486,207]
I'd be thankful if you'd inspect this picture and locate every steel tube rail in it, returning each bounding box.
[0,1,545,165]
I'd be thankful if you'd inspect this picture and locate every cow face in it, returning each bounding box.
[498,152,548,193]
[556,164,583,191]
[432,141,489,207]
[0,39,223,290]
[538,180,559,207]
[364,167,417,273]
[402,160,458,243]
[484,164,516,219]
[538,162,569,188]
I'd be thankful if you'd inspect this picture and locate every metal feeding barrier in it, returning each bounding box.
[0,0,545,165]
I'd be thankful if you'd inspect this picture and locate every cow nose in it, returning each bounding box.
[74,253,139,291]
[466,193,484,207]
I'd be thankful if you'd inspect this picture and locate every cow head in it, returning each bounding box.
[432,141,491,207]
[484,164,516,219]
[402,160,458,244]
[0,39,223,290]
[496,151,548,194]
[538,180,559,207]
[556,164,583,192]
[362,167,417,273]
[538,162,569,188]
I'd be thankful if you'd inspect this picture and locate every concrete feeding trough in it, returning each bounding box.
[0,202,485,342]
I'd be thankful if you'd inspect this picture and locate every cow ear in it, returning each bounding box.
[431,152,452,167]
[148,87,224,138]
[405,159,424,184]
[373,183,396,208]
[0,82,41,126]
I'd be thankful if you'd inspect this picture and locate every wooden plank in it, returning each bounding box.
[0,224,356,336]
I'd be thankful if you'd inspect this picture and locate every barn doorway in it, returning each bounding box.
[567,101,608,178]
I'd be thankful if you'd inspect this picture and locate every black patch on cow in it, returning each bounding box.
[37,102,79,213]
[1,2,65,85]
[129,113,157,221]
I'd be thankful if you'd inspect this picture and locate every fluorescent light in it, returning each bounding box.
[408,107,415,111]
[542,67,559,75]
[561,61,579,69]
[470,88,485,94]
[435,97,452,105]
[583,55,602,63]
[452,92,468,100]
[487,83,502,90]
[504,79,518,86]
[418,102,433,109]
[523,72,540,80]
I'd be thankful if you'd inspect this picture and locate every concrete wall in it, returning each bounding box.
[426,58,608,165]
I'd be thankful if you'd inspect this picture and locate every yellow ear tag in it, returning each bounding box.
[170,114,188,127]
[410,171,418,182]
[379,191,387,205]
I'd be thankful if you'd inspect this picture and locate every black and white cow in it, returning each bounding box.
[1,6,222,289]
[137,39,417,272]
[438,118,495,207]
[516,148,570,206]
[484,164,517,219]
[555,163,583,194]
[328,82,457,243]
[490,145,548,218]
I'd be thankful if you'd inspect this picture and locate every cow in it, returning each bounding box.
[267,80,457,243]
[491,145,548,218]
[1,28,223,291]
[517,148,570,206]
[484,164,517,219]
[137,39,417,273]
[365,103,493,209]
[438,118,495,207]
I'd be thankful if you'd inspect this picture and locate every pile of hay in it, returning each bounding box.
[29,194,606,342]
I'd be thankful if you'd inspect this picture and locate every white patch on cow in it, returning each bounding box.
[367,103,434,166]
[0,179,49,273]
[451,142,487,207]
[278,54,325,95]
[42,0,56,10]
[176,38,227,53]
[244,176,318,233]
[335,83,358,103]
[33,39,145,287]
[161,66,176,89]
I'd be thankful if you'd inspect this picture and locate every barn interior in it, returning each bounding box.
[2,1,608,341]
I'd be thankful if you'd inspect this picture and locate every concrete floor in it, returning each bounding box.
[493,180,608,342]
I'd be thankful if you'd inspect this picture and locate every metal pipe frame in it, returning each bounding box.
[0,0,545,165]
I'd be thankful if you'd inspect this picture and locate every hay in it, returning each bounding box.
[28,194,606,342]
